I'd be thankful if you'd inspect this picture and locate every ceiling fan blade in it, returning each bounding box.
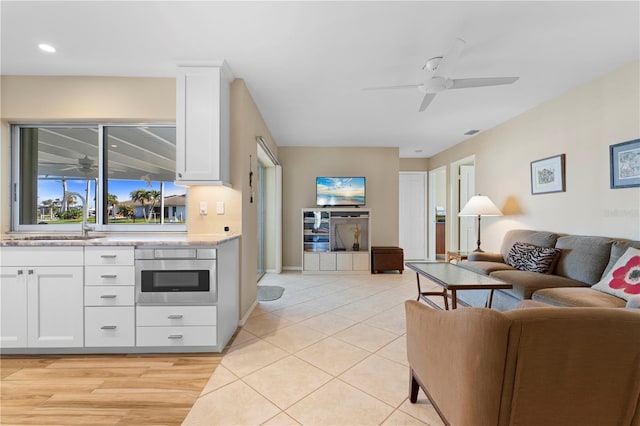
[418,92,437,112]
[450,77,519,89]
[362,84,422,91]
[433,37,466,78]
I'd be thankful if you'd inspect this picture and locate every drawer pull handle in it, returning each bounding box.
[168,314,183,319]
[168,334,183,339]
[101,274,117,279]
[100,255,117,258]
[100,325,117,330]
[100,294,117,299]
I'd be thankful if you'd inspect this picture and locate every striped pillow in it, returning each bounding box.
[506,242,561,274]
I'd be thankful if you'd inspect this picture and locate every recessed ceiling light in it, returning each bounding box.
[38,43,56,53]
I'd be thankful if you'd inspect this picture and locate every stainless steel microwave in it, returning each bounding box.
[135,247,217,305]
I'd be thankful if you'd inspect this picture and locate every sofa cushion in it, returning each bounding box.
[499,230,559,261]
[592,247,640,301]
[554,236,614,284]
[458,260,516,276]
[505,242,561,274]
[602,240,640,277]
[490,270,589,299]
[532,287,627,308]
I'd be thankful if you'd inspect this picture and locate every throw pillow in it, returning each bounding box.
[505,242,562,274]
[592,247,640,301]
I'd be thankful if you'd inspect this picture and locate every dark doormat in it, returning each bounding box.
[257,285,285,301]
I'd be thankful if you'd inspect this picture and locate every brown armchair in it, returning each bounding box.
[405,300,640,426]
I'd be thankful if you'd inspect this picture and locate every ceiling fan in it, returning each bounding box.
[364,38,520,112]
[39,155,98,176]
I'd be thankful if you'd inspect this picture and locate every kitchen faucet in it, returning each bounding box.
[63,191,94,237]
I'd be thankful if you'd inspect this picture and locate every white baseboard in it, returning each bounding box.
[283,266,302,271]
[239,299,258,326]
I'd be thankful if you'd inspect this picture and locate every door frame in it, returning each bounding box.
[449,155,475,251]
[428,166,446,260]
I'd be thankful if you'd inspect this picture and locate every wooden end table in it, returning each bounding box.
[446,251,470,263]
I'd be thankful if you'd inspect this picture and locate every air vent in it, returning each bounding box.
[464,129,480,135]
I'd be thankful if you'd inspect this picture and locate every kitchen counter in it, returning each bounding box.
[0,233,240,247]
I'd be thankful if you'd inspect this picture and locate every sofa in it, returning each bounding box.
[405,300,640,426]
[458,229,640,310]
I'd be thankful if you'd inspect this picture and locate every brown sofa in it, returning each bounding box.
[405,300,640,426]
[458,229,640,310]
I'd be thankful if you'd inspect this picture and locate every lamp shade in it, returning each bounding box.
[458,195,503,217]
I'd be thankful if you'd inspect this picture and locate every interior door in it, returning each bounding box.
[399,172,427,260]
[459,164,476,252]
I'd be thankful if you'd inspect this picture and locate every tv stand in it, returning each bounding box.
[302,208,371,273]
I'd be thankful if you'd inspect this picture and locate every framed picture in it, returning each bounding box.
[530,154,566,195]
[610,139,640,189]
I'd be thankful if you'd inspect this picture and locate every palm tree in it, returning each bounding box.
[129,189,151,221]
[147,190,161,222]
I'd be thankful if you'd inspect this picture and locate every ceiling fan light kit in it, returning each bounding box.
[365,37,520,112]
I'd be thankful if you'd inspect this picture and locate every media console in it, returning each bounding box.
[302,208,371,273]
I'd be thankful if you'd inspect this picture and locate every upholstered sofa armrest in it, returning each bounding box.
[405,301,511,425]
[467,252,504,262]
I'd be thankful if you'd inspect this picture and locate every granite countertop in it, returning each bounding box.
[0,233,240,247]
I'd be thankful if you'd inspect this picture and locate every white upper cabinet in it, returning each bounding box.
[176,64,233,185]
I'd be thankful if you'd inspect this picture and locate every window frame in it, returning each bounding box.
[11,122,186,233]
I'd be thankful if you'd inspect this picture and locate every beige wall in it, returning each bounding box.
[280,146,399,268]
[0,75,275,320]
[400,158,429,172]
[429,60,640,253]
[229,79,279,317]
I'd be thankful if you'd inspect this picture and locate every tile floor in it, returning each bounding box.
[183,271,446,426]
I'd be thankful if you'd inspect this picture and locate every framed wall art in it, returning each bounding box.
[610,139,640,189]
[530,154,566,195]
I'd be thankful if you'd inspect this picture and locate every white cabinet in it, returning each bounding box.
[302,208,371,273]
[176,64,233,185]
[0,247,84,348]
[84,247,135,347]
[136,305,217,347]
[0,267,27,347]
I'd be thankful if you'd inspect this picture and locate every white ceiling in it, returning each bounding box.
[1,1,639,158]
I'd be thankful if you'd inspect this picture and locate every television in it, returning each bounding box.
[316,177,366,207]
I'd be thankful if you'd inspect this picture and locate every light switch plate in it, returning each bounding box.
[199,201,207,215]
[216,201,225,215]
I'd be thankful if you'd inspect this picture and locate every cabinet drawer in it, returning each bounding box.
[136,305,217,326]
[85,307,135,347]
[0,247,83,267]
[85,247,134,266]
[85,266,135,286]
[136,326,216,347]
[84,286,134,306]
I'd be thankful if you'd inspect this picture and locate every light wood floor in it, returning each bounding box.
[1,351,223,425]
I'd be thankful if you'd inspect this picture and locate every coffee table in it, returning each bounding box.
[406,262,512,310]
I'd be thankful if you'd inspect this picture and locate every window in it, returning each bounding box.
[12,124,185,232]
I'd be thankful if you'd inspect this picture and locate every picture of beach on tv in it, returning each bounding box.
[316,177,366,207]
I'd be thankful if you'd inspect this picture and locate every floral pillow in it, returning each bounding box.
[592,247,640,301]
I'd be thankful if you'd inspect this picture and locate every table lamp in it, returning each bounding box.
[458,195,502,252]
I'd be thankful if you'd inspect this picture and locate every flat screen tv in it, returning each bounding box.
[316,177,366,207]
